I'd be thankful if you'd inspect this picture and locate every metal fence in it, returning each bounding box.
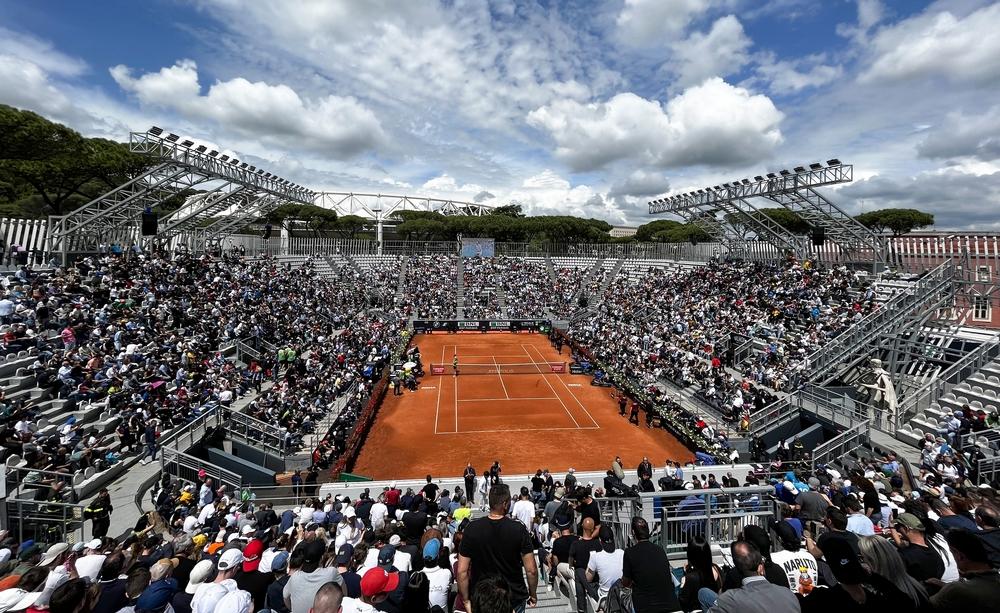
[811,421,871,471]
[159,447,242,494]
[896,340,1000,426]
[4,498,86,544]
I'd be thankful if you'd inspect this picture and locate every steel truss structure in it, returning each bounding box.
[46,126,498,261]
[648,161,888,265]
[47,127,316,262]
[312,192,493,246]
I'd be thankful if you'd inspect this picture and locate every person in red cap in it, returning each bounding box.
[236,539,269,610]
[341,568,400,612]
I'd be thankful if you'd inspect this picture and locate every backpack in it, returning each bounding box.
[402,569,430,613]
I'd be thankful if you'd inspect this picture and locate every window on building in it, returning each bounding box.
[978,265,991,282]
[973,295,992,321]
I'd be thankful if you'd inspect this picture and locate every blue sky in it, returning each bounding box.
[2,0,999,229]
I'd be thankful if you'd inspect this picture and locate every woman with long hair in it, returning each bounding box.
[858,535,928,609]
[678,534,722,612]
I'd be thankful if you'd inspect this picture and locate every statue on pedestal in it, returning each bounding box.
[858,358,898,428]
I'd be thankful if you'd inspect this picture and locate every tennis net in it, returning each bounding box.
[430,362,566,375]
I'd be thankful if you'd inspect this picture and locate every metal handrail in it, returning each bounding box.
[159,447,242,493]
[807,260,955,382]
[896,340,1000,427]
[4,498,86,544]
[227,410,288,456]
[812,421,870,471]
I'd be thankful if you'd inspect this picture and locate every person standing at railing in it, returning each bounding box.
[139,419,160,466]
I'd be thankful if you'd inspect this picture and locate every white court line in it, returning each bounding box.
[525,343,601,429]
[434,344,445,434]
[457,397,559,402]
[492,355,510,399]
[435,426,601,435]
[520,344,581,429]
[454,344,459,433]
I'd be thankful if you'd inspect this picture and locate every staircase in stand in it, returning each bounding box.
[455,256,466,319]
[591,257,625,308]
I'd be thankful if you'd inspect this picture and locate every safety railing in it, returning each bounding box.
[4,466,75,501]
[732,334,758,367]
[159,447,242,494]
[4,498,86,544]
[811,421,870,471]
[895,340,1000,429]
[158,403,224,450]
[977,455,1000,485]
[227,409,289,456]
[806,260,955,385]
[749,386,871,436]
[651,486,778,559]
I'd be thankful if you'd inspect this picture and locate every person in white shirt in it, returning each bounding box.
[335,507,365,551]
[369,496,388,531]
[512,487,536,534]
[585,526,624,601]
[419,539,452,610]
[768,520,817,592]
[192,550,242,613]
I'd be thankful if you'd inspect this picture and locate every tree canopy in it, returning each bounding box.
[0,105,155,217]
[855,208,934,236]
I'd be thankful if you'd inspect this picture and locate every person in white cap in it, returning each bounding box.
[174,559,214,613]
[192,551,242,613]
[335,507,364,551]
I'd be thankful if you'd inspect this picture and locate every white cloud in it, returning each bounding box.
[522,170,572,191]
[615,0,710,46]
[860,3,1000,84]
[110,59,386,158]
[608,170,671,199]
[421,174,484,194]
[0,26,87,78]
[754,53,843,94]
[670,16,752,87]
[0,54,72,115]
[836,0,885,43]
[527,78,784,172]
[917,106,1000,162]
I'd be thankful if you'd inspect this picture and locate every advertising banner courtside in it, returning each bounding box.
[412,319,551,333]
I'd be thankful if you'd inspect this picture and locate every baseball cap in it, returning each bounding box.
[770,520,799,546]
[0,589,28,613]
[598,525,615,543]
[217,548,245,571]
[894,513,925,531]
[86,539,102,551]
[242,540,264,572]
[300,540,325,566]
[360,568,400,598]
[377,545,396,568]
[186,560,215,595]
[334,544,354,566]
[270,552,290,573]
[149,558,178,582]
[818,535,867,584]
[37,543,69,567]
[422,539,441,562]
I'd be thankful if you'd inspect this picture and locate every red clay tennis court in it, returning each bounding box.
[351,333,693,479]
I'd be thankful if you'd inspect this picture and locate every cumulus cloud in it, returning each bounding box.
[0,54,72,116]
[839,169,1000,229]
[420,174,484,194]
[754,53,843,94]
[0,26,87,78]
[670,16,752,87]
[608,170,671,199]
[860,3,1000,85]
[473,190,496,203]
[110,59,386,158]
[615,0,710,46]
[527,78,783,172]
[917,106,1000,162]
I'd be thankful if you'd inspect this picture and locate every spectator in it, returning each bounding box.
[768,520,818,593]
[679,535,722,611]
[584,525,623,606]
[707,541,800,613]
[890,513,945,583]
[457,482,538,611]
[857,535,928,609]
[311,582,344,613]
[623,517,680,612]
[930,528,1000,610]
[284,540,345,613]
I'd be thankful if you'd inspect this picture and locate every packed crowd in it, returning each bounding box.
[0,252,411,501]
[461,257,503,320]
[570,258,875,427]
[500,259,550,320]
[400,256,457,320]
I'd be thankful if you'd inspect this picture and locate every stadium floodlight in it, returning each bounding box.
[149,126,163,136]
[180,140,194,147]
[196,145,207,153]
[248,166,257,172]
[220,155,229,162]
[240,162,248,168]
[256,169,265,175]
[794,166,806,173]
[229,158,239,165]
[741,179,751,185]
[809,163,822,170]
[166,133,179,142]
[827,159,841,166]
[754,176,764,181]
[208,150,218,157]
[780,169,791,176]
[766,173,776,179]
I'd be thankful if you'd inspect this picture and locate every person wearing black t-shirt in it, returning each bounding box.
[890,513,944,582]
[531,470,547,505]
[548,526,579,600]
[575,488,601,535]
[422,475,440,503]
[622,517,680,612]
[569,518,602,613]
[457,482,538,610]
